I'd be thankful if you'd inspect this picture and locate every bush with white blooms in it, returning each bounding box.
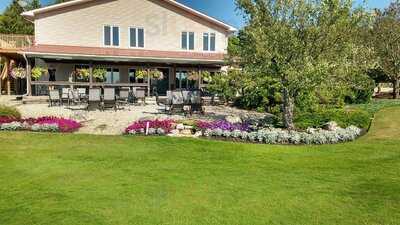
[203,126,362,145]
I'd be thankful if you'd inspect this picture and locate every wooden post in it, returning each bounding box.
[147,67,151,97]
[26,59,32,96]
[6,79,10,95]
[89,61,93,88]
[198,67,202,89]
[172,64,176,90]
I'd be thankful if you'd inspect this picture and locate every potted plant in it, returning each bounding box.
[150,69,164,80]
[93,67,107,82]
[188,71,199,81]
[201,71,212,83]
[31,66,47,80]
[76,68,90,81]
[136,69,148,80]
[11,67,27,79]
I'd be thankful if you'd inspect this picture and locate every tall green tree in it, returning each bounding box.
[372,1,400,99]
[234,0,372,129]
[0,0,41,35]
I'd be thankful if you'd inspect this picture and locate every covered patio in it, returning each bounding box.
[24,45,224,97]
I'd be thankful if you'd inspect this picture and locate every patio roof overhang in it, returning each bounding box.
[22,45,226,65]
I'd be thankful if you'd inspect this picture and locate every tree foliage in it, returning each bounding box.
[0,0,41,35]
[371,1,400,99]
[231,0,373,129]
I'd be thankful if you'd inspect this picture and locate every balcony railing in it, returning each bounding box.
[0,34,34,50]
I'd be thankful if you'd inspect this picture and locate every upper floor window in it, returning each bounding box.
[104,25,119,47]
[129,27,145,48]
[182,31,194,50]
[203,32,216,51]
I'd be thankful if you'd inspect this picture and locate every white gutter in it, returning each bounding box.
[24,51,226,64]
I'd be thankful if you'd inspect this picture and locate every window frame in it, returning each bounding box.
[128,27,145,48]
[105,67,121,84]
[203,32,216,52]
[203,33,209,51]
[103,25,120,47]
[181,31,195,51]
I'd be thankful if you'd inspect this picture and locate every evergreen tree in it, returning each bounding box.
[0,0,41,35]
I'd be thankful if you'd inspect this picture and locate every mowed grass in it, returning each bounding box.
[0,108,399,225]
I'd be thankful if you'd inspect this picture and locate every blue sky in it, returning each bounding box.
[0,0,393,28]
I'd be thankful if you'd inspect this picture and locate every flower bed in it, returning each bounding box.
[0,116,82,133]
[196,120,250,132]
[125,119,175,135]
[202,126,362,145]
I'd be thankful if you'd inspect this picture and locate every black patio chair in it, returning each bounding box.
[190,90,204,114]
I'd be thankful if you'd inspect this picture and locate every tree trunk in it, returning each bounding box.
[393,79,400,99]
[282,87,295,130]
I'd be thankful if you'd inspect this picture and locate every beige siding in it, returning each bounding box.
[35,0,229,53]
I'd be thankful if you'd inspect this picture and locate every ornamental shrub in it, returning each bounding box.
[31,124,59,132]
[294,107,371,129]
[202,126,362,145]
[0,122,23,131]
[0,105,21,119]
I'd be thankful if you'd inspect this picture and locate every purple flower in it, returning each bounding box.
[196,120,250,132]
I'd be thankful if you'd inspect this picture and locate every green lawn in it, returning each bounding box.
[0,108,399,225]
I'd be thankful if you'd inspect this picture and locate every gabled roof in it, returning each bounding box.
[21,0,237,32]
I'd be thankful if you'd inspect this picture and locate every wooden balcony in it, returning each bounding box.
[0,34,34,52]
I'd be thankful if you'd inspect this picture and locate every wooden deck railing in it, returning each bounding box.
[0,34,34,50]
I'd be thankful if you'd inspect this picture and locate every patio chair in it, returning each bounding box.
[169,90,184,114]
[87,88,101,111]
[181,90,191,105]
[117,88,130,109]
[135,88,146,105]
[48,89,61,107]
[190,90,204,114]
[77,88,87,101]
[103,87,117,111]
[68,89,82,106]
[61,88,70,105]
[156,90,172,112]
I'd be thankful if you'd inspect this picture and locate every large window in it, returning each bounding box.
[203,32,216,51]
[104,25,119,47]
[129,27,145,48]
[105,68,120,84]
[176,71,196,89]
[181,32,194,50]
